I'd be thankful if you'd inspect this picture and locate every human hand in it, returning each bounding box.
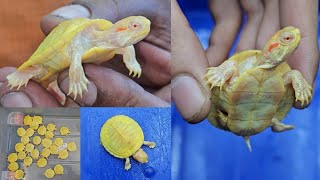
[172,0,319,123]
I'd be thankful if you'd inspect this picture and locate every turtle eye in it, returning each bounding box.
[279,32,295,45]
[128,22,142,31]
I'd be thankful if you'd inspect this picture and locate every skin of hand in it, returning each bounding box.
[172,0,319,123]
[0,0,170,107]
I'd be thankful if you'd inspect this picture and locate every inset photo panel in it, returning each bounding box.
[0,108,80,180]
[80,107,171,180]
[0,0,170,108]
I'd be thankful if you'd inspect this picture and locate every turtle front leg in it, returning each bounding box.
[68,55,89,100]
[125,157,131,170]
[116,45,142,78]
[6,65,46,90]
[205,60,237,90]
[143,141,156,148]
[283,70,312,106]
[271,117,294,132]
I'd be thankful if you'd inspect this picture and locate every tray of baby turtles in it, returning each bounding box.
[4,112,80,180]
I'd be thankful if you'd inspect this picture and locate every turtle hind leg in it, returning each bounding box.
[125,157,131,170]
[243,136,252,152]
[6,65,46,90]
[271,118,294,132]
[47,80,66,105]
[143,141,156,148]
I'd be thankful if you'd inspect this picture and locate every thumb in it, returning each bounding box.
[57,64,169,107]
[40,4,90,35]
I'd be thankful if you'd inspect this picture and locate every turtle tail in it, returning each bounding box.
[243,136,252,152]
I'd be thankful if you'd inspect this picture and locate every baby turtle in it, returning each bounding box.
[7,16,151,104]
[100,115,156,170]
[205,27,312,151]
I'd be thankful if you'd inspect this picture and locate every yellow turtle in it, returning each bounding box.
[100,115,156,170]
[7,16,151,104]
[205,27,312,151]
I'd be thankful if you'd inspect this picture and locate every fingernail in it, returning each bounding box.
[50,4,90,19]
[172,75,205,122]
[1,92,32,107]
[60,78,97,106]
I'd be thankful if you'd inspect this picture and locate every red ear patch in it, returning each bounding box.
[268,42,279,52]
[116,26,127,32]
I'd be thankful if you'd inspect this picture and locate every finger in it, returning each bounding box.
[58,64,169,107]
[172,0,211,123]
[237,0,264,51]
[40,4,90,35]
[206,0,242,66]
[0,67,61,107]
[152,84,171,103]
[256,0,280,49]
[280,0,319,109]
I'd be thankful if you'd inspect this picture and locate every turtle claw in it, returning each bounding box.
[143,141,156,148]
[126,60,141,78]
[294,82,312,106]
[68,69,89,100]
[205,68,226,90]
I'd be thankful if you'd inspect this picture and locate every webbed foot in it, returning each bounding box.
[68,66,89,100]
[125,158,131,170]
[143,141,156,148]
[125,60,141,78]
[283,70,312,106]
[6,71,33,90]
[205,68,227,90]
[204,60,236,90]
[294,81,312,106]
[271,118,294,132]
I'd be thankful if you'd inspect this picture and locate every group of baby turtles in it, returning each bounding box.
[7,115,77,179]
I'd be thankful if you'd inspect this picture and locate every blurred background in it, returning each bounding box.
[172,1,320,180]
[0,0,70,67]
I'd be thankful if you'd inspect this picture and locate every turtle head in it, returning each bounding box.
[109,16,151,47]
[259,26,301,69]
[132,148,148,163]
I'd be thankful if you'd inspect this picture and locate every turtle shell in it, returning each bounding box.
[17,18,114,82]
[100,115,144,158]
[208,50,295,136]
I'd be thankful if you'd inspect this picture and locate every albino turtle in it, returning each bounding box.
[6,16,151,104]
[205,26,312,151]
[100,115,156,170]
